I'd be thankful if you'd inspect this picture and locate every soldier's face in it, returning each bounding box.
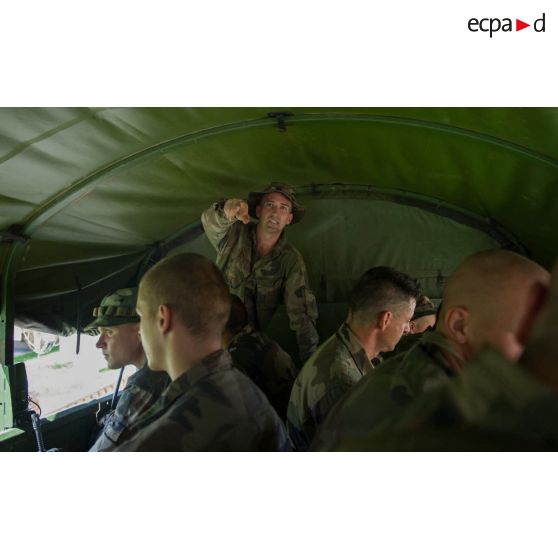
[383,299,416,351]
[96,323,143,369]
[256,192,293,234]
[136,291,165,371]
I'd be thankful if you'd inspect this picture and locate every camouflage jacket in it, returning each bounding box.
[316,348,558,451]
[312,330,462,450]
[201,202,319,362]
[286,322,375,451]
[382,329,431,360]
[89,365,170,451]
[228,325,298,421]
[107,350,290,451]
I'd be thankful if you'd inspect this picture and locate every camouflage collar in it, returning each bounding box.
[336,323,375,377]
[177,349,232,389]
[419,330,464,375]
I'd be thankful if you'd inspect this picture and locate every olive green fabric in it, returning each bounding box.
[1,108,557,341]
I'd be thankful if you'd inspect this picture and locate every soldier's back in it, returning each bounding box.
[312,333,454,450]
[228,327,298,420]
[114,350,290,451]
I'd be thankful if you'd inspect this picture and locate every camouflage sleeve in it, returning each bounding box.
[283,252,319,362]
[89,384,153,451]
[90,370,170,451]
[201,200,235,252]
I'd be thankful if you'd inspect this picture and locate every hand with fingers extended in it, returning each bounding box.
[224,199,250,224]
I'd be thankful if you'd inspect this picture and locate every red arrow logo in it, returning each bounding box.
[516,19,530,31]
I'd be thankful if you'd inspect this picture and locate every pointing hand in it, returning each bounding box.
[224,199,250,224]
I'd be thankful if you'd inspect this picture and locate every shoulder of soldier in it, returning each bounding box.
[182,360,271,413]
[165,363,286,445]
[231,329,268,352]
[126,367,170,392]
[297,333,354,383]
[279,239,307,266]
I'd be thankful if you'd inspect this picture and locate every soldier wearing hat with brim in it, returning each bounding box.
[87,287,170,451]
[201,182,319,362]
[409,295,437,334]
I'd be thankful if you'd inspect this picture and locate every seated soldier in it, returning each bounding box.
[223,295,298,421]
[107,253,290,451]
[312,249,551,450]
[87,287,170,451]
[383,295,437,359]
[286,266,420,450]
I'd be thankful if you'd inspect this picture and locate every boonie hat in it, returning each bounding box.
[412,295,437,320]
[84,287,139,332]
[247,182,305,224]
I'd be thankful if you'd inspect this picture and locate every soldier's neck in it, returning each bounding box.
[347,321,381,360]
[132,353,147,370]
[255,224,281,257]
[166,335,223,382]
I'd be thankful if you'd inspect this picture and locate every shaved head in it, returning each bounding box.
[139,253,231,338]
[137,253,232,375]
[439,250,550,361]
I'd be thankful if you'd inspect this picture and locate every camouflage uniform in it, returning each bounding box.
[105,349,290,451]
[201,199,319,361]
[89,365,170,451]
[286,322,375,451]
[85,287,170,452]
[227,324,298,421]
[316,348,558,451]
[311,330,462,450]
[382,332,423,360]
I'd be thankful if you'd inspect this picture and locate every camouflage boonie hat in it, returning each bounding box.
[84,287,139,332]
[412,295,436,320]
[247,182,305,224]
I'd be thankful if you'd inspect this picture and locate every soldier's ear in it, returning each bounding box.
[255,205,262,219]
[286,212,293,225]
[378,311,392,330]
[159,304,172,334]
[444,306,468,344]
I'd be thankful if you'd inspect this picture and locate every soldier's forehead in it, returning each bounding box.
[262,192,291,206]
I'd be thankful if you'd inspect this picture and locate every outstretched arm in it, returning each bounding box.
[201,198,249,251]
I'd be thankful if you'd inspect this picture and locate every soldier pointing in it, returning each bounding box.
[202,182,319,362]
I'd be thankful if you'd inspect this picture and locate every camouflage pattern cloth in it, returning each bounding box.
[382,330,431,360]
[201,202,319,362]
[89,365,170,451]
[84,287,140,332]
[105,349,290,451]
[286,322,375,451]
[227,325,298,421]
[316,348,558,451]
[311,330,462,450]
